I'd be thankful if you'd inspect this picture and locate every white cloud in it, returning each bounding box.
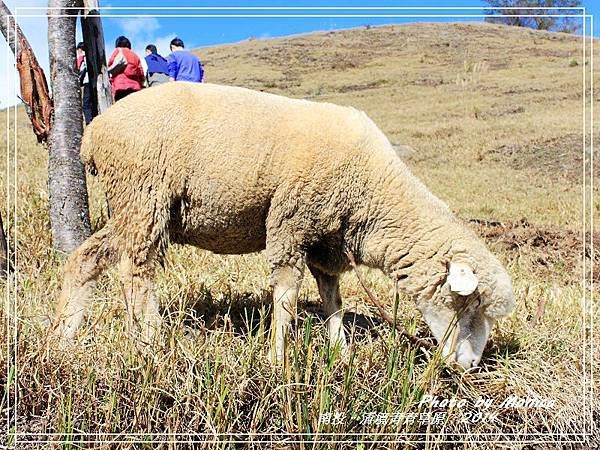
[149,33,176,58]
[112,17,175,75]
[119,17,160,40]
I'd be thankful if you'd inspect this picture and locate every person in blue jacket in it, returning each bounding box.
[144,44,170,86]
[167,37,204,83]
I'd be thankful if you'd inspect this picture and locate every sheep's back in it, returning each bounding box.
[95,85,364,168]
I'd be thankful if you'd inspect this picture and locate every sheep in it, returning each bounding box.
[52,82,515,369]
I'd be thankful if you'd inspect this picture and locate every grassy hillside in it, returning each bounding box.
[200,21,597,227]
[1,22,598,448]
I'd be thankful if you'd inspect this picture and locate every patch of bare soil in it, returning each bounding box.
[470,219,599,284]
[478,104,525,119]
[335,79,391,93]
[488,133,598,181]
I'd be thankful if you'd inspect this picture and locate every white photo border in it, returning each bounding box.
[5,4,594,447]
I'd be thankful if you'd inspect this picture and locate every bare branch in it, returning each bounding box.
[0,211,11,276]
[0,0,53,143]
[345,250,434,350]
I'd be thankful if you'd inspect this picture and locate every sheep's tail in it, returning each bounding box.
[80,125,98,176]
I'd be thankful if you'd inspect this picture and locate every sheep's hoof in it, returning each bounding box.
[40,316,52,329]
[47,325,76,350]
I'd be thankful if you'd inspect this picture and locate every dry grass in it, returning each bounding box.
[0,22,599,448]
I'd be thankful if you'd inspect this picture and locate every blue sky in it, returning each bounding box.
[2,1,597,107]
[99,0,597,54]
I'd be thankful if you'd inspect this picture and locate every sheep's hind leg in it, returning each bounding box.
[119,253,162,344]
[118,199,170,344]
[52,221,118,341]
[308,265,347,352]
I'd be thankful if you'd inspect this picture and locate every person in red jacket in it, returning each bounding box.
[107,36,144,101]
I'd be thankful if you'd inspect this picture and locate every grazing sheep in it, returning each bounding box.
[53,82,515,369]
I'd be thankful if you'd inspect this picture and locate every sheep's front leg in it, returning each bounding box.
[265,195,307,365]
[308,265,347,351]
[269,265,304,364]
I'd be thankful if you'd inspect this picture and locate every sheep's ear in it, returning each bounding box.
[447,262,478,296]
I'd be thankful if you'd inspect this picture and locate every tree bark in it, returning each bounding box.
[0,0,53,143]
[81,0,112,115]
[47,0,91,253]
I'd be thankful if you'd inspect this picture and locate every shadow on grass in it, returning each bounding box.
[483,330,523,363]
[161,287,388,344]
[161,285,523,369]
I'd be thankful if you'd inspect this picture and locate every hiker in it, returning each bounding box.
[107,36,145,101]
[166,37,204,83]
[76,42,95,124]
[144,44,170,86]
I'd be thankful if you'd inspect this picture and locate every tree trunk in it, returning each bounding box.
[47,0,91,253]
[0,0,53,143]
[81,0,112,115]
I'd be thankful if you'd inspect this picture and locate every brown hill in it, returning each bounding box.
[196,22,597,231]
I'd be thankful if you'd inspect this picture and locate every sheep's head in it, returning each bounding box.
[414,255,515,370]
